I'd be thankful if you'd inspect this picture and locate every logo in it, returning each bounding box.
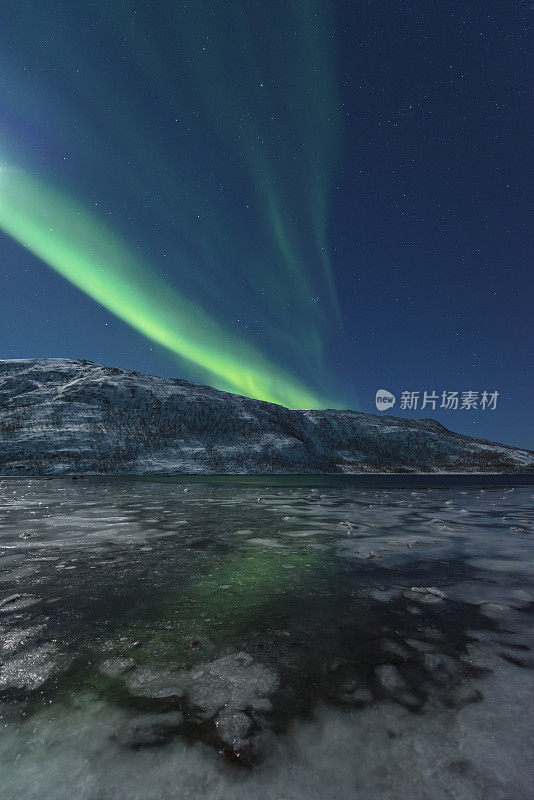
[374,388,499,412]
[375,389,396,410]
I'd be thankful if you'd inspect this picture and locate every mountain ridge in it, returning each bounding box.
[1,358,532,475]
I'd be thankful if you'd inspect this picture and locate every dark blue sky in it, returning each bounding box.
[1,1,532,447]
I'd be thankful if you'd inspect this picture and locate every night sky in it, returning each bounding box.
[0,1,532,447]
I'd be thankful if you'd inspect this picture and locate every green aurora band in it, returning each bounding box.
[0,0,350,408]
[0,167,337,409]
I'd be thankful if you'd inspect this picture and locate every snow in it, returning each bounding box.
[1,358,533,475]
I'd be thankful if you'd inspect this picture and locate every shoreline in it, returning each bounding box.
[2,473,534,488]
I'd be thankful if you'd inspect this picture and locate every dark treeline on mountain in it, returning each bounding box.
[1,360,532,475]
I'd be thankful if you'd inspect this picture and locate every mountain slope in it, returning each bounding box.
[0,359,532,475]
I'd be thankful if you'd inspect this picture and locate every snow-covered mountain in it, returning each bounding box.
[0,358,532,475]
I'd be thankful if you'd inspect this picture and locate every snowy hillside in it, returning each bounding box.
[0,359,532,475]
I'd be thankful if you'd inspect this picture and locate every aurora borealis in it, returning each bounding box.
[0,167,333,408]
[0,0,345,409]
[0,1,532,444]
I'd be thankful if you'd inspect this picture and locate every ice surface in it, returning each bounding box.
[176,652,279,717]
[0,643,58,689]
[100,657,137,677]
[0,477,533,798]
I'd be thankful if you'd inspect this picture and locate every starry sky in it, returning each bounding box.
[0,1,532,447]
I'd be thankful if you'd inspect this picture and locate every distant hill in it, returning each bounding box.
[0,359,532,475]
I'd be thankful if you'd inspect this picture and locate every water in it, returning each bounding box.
[0,476,533,799]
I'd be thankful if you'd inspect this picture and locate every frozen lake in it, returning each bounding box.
[1,476,533,799]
